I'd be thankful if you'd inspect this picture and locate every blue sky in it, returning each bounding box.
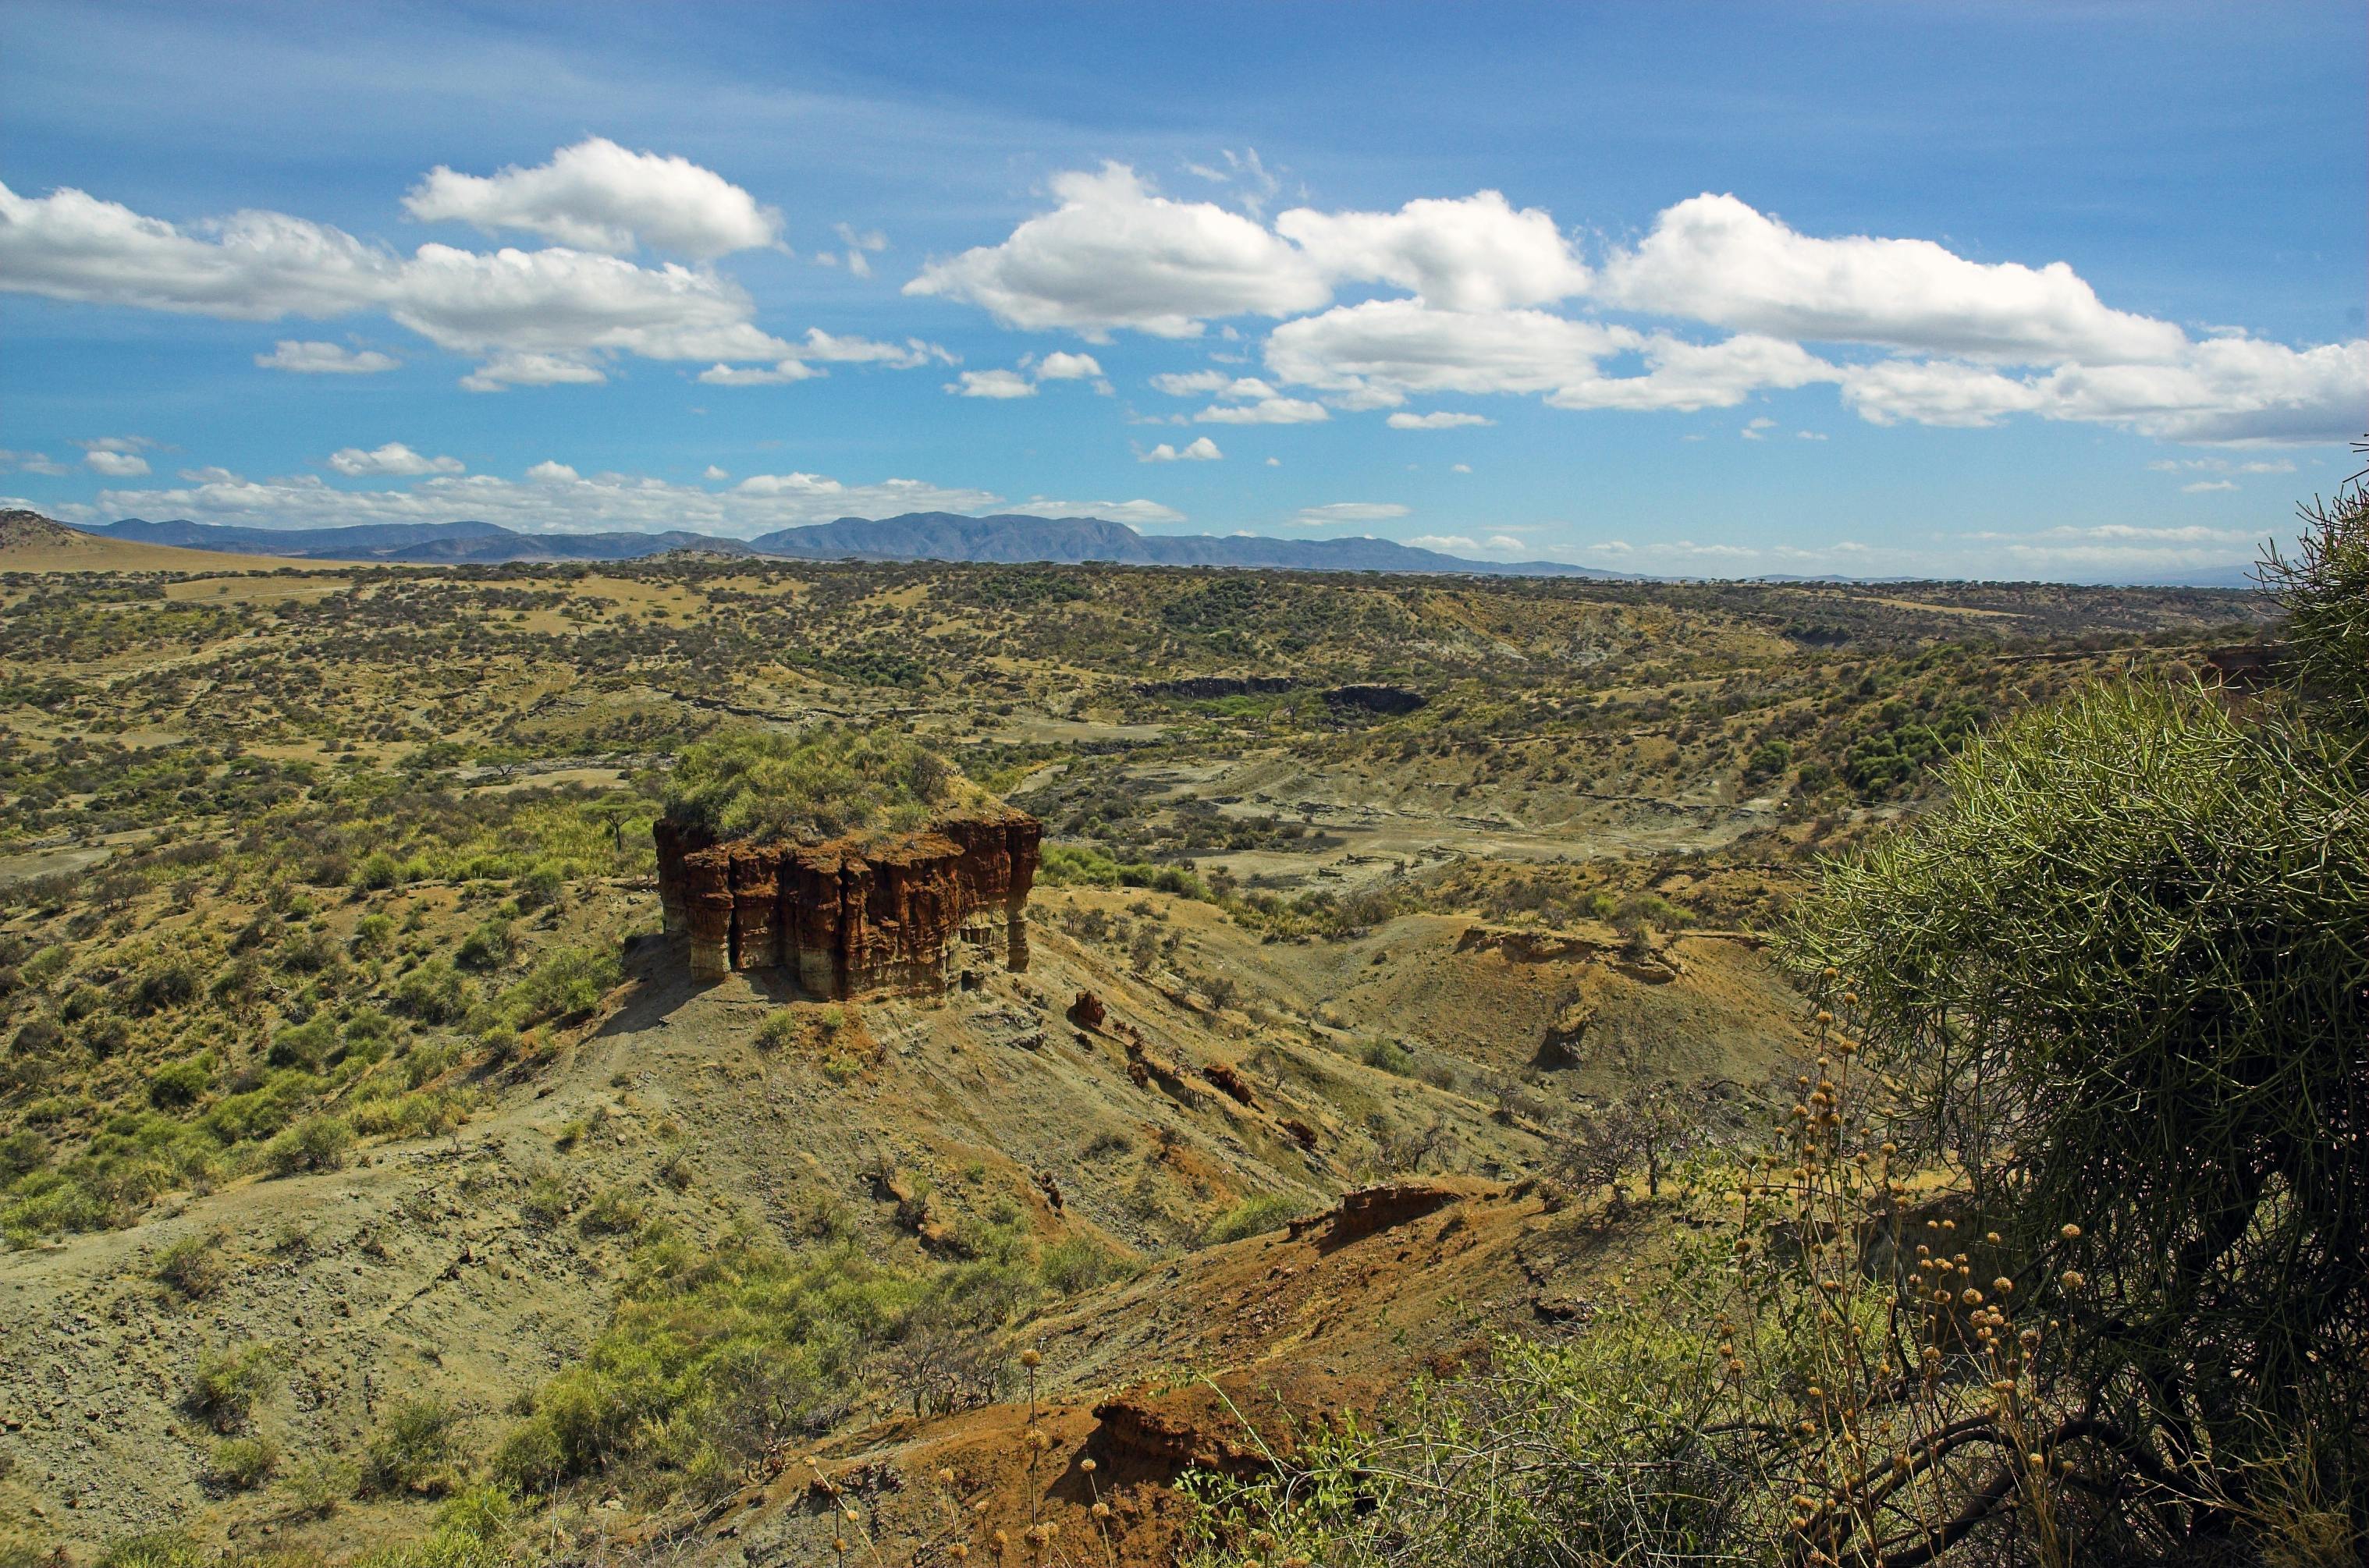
[2,1,2361,580]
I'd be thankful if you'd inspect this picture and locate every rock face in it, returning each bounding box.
[654,809,1040,997]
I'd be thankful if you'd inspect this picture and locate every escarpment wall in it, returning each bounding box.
[654,811,1040,996]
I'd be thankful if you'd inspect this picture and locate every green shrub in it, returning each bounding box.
[351,912,396,957]
[276,1453,353,1519]
[0,1130,48,1181]
[1742,736,1792,781]
[1360,1038,1415,1076]
[1038,1236,1135,1296]
[1199,1192,1314,1247]
[206,1435,278,1491]
[127,960,197,1015]
[91,1531,202,1568]
[363,1395,462,1496]
[146,1057,210,1110]
[577,1186,643,1236]
[663,724,969,841]
[454,918,514,972]
[754,1009,799,1052]
[152,1230,226,1300]
[267,1016,336,1070]
[510,864,564,910]
[1039,843,1209,899]
[393,959,469,1023]
[201,1067,322,1144]
[492,1236,1027,1495]
[188,1342,282,1431]
[499,945,616,1028]
[262,1114,353,1176]
[520,1174,572,1227]
[353,851,403,892]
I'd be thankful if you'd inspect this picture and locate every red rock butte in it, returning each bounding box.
[653,807,1041,996]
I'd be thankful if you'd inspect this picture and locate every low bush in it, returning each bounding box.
[363,1395,462,1496]
[188,1342,282,1432]
[206,1435,278,1491]
[151,1230,226,1300]
[1199,1192,1313,1247]
[261,1114,353,1176]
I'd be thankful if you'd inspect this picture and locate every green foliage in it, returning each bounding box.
[266,1016,336,1070]
[1182,1297,1730,1568]
[261,1114,353,1176]
[188,1341,282,1432]
[1742,736,1791,782]
[510,862,564,910]
[392,958,470,1023]
[363,1395,463,1496]
[1789,681,2369,1494]
[1199,1192,1315,1247]
[1037,1236,1135,1296]
[495,944,617,1028]
[91,1532,204,1568]
[1039,842,1209,899]
[146,1056,211,1110]
[754,1009,800,1052]
[2261,479,2369,728]
[492,1232,1034,1498]
[201,1068,323,1144]
[353,850,404,891]
[577,1184,643,1236]
[1360,1038,1416,1076]
[662,724,966,841]
[453,917,514,972]
[206,1435,279,1491]
[151,1229,226,1300]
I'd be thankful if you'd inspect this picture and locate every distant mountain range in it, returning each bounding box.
[80,514,1625,576]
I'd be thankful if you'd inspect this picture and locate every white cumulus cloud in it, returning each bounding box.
[1276,190,1589,310]
[403,137,780,258]
[256,339,400,374]
[0,176,790,389]
[1599,193,2186,363]
[1387,410,1494,429]
[1035,350,1103,381]
[905,163,1329,339]
[460,352,611,392]
[1195,396,1328,424]
[697,360,825,386]
[947,368,1036,399]
[1140,437,1223,463]
[83,449,149,477]
[328,442,462,477]
[1408,534,1479,552]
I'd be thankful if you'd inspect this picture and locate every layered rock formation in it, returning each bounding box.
[654,809,1040,997]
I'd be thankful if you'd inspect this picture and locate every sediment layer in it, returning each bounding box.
[654,810,1040,996]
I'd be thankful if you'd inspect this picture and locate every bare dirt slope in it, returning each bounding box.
[0,882,1809,1555]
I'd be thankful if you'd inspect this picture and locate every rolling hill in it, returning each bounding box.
[79,513,1620,576]
[0,509,315,572]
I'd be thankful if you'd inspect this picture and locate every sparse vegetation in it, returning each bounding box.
[0,532,2303,1561]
